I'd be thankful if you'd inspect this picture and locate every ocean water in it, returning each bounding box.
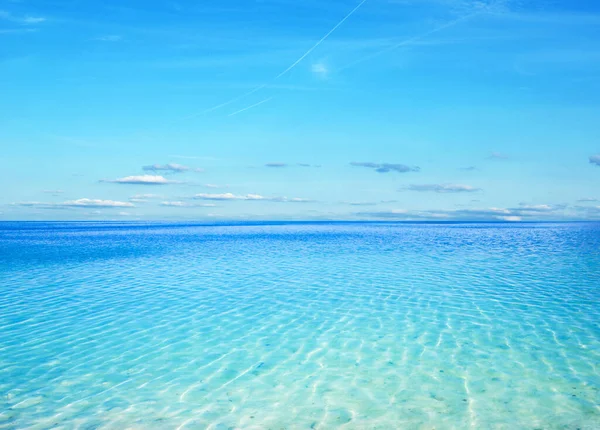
[1,222,599,430]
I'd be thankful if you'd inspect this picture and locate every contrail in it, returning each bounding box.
[338,0,504,73]
[200,0,369,116]
[274,0,369,79]
[180,84,267,121]
[228,97,273,117]
[338,11,481,73]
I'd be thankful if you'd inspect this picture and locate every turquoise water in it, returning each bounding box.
[1,222,599,429]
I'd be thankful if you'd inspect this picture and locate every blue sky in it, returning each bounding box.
[1,0,599,221]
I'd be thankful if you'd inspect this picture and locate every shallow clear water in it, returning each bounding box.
[1,222,599,429]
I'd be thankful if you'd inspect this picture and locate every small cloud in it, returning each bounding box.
[311,62,328,78]
[515,203,566,213]
[297,163,320,168]
[499,216,522,222]
[265,162,287,168]
[402,184,481,193]
[95,35,121,42]
[350,162,420,173]
[204,184,227,189]
[160,201,216,207]
[22,16,46,24]
[42,190,64,194]
[284,197,314,203]
[103,175,179,185]
[459,166,477,171]
[590,155,600,166]
[488,152,509,160]
[195,193,247,201]
[63,198,134,208]
[130,193,162,200]
[0,10,46,25]
[342,201,378,206]
[577,198,598,203]
[15,198,134,209]
[194,193,312,202]
[142,163,203,173]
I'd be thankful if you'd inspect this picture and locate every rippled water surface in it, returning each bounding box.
[1,222,599,429]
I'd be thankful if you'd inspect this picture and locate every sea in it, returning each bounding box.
[1,221,599,429]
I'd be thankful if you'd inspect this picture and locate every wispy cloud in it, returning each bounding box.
[42,190,64,194]
[350,162,420,173]
[228,96,273,116]
[129,193,163,202]
[459,166,477,171]
[63,199,134,208]
[342,201,379,206]
[102,175,180,185]
[22,16,46,24]
[590,155,600,166]
[0,10,46,25]
[194,193,313,202]
[195,0,368,117]
[15,199,134,209]
[401,184,481,193]
[0,28,37,34]
[357,203,570,221]
[204,184,228,189]
[160,201,216,207]
[488,152,510,160]
[338,0,493,72]
[95,35,122,42]
[130,193,162,199]
[514,203,567,213]
[311,62,329,78]
[265,162,319,168]
[577,198,598,203]
[142,163,203,173]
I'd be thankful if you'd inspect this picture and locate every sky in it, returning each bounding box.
[1,0,599,221]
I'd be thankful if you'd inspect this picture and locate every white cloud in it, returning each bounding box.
[131,193,162,199]
[402,184,481,193]
[195,193,242,200]
[351,162,420,173]
[0,10,46,25]
[357,203,572,221]
[311,62,329,77]
[488,152,510,160]
[62,198,134,208]
[194,193,312,202]
[103,175,179,185]
[95,35,121,42]
[15,198,134,209]
[22,16,46,24]
[143,163,203,173]
[499,216,522,222]
[160,201,216,207]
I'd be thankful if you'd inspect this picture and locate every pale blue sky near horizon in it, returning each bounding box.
[1,0,599,221]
